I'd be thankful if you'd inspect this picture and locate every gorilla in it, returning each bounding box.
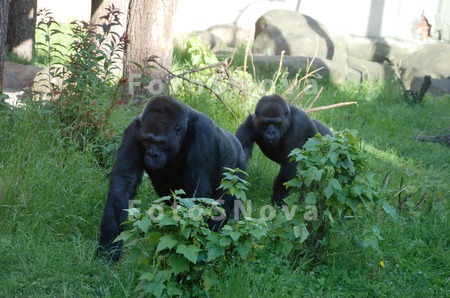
[98,95,246,261]
[236,94,333,204]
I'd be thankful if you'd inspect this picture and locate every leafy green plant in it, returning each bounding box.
[35,6,127,148]
[271,130,381,255]
[118,168,268,297]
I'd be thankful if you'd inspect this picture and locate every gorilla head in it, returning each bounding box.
[138,98,189,169]
[254,95,291,145]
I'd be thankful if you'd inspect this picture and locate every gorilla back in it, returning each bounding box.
[98,95,246,261]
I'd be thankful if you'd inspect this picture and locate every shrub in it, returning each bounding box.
[270,130,382,256]
[35,6,127,148]
[119,168,268,297]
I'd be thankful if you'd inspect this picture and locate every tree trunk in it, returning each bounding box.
[124,0,177,99]
[91,0,129,39]
[0,0,10,92]
[6,0,36,61]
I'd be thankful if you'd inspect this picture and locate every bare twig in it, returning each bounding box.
[269,50,286,94]
[381,170,392,189]
[148,58,236,117]
[306,101,358,113]
[416,134,450,147]
[306,86,323,111]
[414,192,427,210]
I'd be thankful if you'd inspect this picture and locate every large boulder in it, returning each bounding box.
[252,55,362,85]
[3,61,43,91]
[400,44,450,89]
[346,36,419,64]
[252,10,339,61]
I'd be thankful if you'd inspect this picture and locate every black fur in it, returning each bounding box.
[236,94,333,204]
[98,95,246,261]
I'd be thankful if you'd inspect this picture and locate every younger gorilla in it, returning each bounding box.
[98,95,246,261]
[236,94,333,204]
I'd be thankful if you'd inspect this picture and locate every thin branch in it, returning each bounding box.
[148,58,236,117]
[306,101,358,113]
[307,86,323,110]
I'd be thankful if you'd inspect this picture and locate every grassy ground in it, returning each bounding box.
[1,47,449,296]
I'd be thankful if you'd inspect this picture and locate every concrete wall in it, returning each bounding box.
[174,0,450,42]
[37,0,450,42]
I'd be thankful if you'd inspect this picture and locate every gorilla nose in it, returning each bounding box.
[148,151,159,159]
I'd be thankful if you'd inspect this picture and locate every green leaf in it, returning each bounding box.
[114,230,132,243]
[219,236,232,247]
[206,243,225,261]
[167,254,189,275]
[304,192,317,204]
[229,231,241,242]
[323,209,334,223]
[235,241,251,258]
[281,242,294,256]
[203,269,220,291]
[158,214,179,227]
[176,244,201,264]
[324,183,334,199]
[250,226,267,239]
[156,235,178,253]
[283,193,300,205]
[381,200,398,218]
[293,224,309,243]
[135,217,152,233]
[145,270,168,297]
[327,150,340,165]
[329,178,342,190]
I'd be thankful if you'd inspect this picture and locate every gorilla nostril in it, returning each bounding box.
[147,150,159,159]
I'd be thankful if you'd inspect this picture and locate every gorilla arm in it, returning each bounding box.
[312,119,334,137]
[98,118,144,261]
[236,115,256,162]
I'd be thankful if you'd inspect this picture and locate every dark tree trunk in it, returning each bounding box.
[6,0,36,61]
[124,0,177,99]
[0,0,10,92]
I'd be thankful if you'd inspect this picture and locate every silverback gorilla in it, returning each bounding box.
[98,95,246,261]
[236,94,333,205]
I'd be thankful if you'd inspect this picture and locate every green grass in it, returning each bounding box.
[1,43,449,296]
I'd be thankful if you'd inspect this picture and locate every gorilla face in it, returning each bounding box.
[139,123,182,169]
[254,96,290,145]
[138,100,188,169]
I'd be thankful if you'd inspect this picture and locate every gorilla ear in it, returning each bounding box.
[175,125,182,134]
[136,116,142,129]
[284,105,290,118]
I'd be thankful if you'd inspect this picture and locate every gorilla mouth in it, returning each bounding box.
[145,157,166,170]
[265,138,278,145]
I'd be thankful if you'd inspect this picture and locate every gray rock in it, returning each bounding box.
[346,36,418,63]
[192,24,252,49]
[400,44,450,89]
[252,10,336,60]
[348,57,393,82]
[252,55,362,84]
[3,61,43,91]
[411,77,450,96]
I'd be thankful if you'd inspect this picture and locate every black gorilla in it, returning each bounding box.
[98,95,246,261]
[236,94,333,204]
